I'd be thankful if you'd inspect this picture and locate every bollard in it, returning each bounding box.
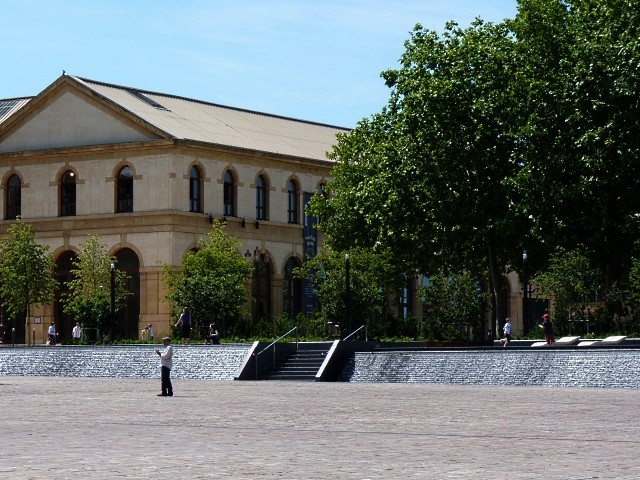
[12,327,15,346]
[32,328,36,347]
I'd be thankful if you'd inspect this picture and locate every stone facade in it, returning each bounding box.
[0,75,342,342]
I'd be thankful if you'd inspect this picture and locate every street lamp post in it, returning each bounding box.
[345,252,351,337]
[522,249,529,336]
[110,258,116,341]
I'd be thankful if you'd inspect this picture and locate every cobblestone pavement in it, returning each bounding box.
[1,376,639,479]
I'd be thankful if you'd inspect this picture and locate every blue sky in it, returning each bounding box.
[2,0,517,128]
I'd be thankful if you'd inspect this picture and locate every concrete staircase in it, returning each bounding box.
[261,347,329,381]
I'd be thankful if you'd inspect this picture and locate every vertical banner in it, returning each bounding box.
[303,192,318,317]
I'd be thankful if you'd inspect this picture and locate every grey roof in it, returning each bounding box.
[73,77,348,162]
[0,97,32,124]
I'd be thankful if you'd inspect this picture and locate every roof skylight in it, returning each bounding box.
[126,90,170,111]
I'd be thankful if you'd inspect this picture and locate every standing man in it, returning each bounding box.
[502,318,512,347]
[155,336,173,397]
[72,322,82,341]
[175,307,191,344]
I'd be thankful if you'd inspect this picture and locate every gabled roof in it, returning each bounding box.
[1,75,349,162]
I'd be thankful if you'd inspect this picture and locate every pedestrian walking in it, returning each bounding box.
[47,322,57,345]
[539,313,555,344]
[175,307,191,344]
[72,322,82,341]
[502,318,512,347]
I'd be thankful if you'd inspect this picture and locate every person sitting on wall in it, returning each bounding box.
[205,323,220,345]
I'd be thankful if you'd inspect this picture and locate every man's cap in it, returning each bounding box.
[542,313,549,319]
[162,336,171,341]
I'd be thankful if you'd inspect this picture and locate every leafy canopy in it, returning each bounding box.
[297,247,392,329]
[0,218,57,321]
[162,220,252,329]
[62,235,130,338]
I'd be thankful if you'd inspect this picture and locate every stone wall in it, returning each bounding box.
[0,344,251,381]
[4,345,640,388]
[340,349,640,388]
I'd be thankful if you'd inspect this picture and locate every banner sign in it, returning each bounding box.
[303,192,318,316]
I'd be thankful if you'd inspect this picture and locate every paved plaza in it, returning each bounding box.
[1,376,639,479]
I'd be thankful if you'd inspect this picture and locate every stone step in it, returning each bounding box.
[261,374,317,381]
[281,359,325,367]
[273,365,323,374]
[259,348,330,381]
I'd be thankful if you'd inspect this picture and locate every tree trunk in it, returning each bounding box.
[487,240,505,342]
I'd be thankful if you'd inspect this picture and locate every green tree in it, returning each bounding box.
[296,247,404,339]
[311,1,640,336]
[62,235,130,342]
[420,271,487,342]
[628,258,640,316]
[513,0,640,301]
[619,257,640,334]
[162,220,252,337]
[0,218,57,334]
[533,247,600,335]
[310,19,522,333]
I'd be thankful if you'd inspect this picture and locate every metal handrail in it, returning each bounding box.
[254,326,298,379]
[343,324,367,341]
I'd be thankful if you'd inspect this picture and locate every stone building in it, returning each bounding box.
[0,74,347,343]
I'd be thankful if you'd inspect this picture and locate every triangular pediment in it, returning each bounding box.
[0,76,166,154]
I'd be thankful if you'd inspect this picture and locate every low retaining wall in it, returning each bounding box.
[3,344,640,388]
[0,344,251,380]
[339,348,640,388]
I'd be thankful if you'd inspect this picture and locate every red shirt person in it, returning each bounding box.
[539,314,555,344]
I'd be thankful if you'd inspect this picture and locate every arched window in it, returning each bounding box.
[55,251,78,340]
[256,175,268,220]
[6,174,21,220]
[315,182,327,223]
[114,248,140,340]
[287,180,298,224]
[421,276,432,322]
[116,166,134,213]
[189,166,202,213]
[400,275,413,318]
[501,276,511,319]
[60,170,76,217]
[252,251,271,321]
[223,170,235,216]
[283,257,302,318]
